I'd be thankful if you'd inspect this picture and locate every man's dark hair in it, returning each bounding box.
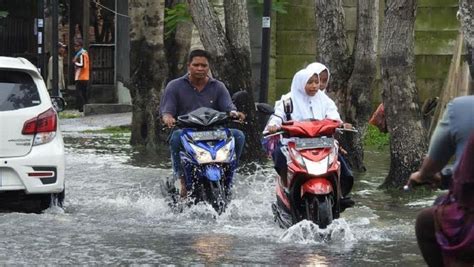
[188,49,211,63]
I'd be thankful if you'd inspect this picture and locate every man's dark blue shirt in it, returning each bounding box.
[159,74,236,117]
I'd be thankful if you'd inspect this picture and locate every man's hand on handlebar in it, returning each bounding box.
[405,171,441,190]
[162,114,176,128]
[230,111,246,122]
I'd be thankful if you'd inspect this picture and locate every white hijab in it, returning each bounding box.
[306,62,330,92]
[265,67,341,131]
[289,68,320,120]
[290,66,340,121]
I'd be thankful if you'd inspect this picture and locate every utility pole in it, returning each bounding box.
[83,0,90,49]
[37,0,46,78]
[52,0,59,96]
[259,0,271,103]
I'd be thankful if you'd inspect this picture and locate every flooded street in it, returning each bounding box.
[0,117,442,265]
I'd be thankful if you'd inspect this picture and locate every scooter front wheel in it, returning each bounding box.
[204,180,226,214]
[305,194,333,229]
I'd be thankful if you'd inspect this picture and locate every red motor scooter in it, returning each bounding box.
[258,100,355,229]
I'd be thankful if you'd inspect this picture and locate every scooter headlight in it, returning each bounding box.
[289,147,306,169]
[189,143,213,164]
[215,140,233,162]
[304,156,329,176]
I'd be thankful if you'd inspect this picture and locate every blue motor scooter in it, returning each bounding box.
[173,107,238,213]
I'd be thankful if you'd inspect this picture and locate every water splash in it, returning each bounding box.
[278,219,355,244]
[42,205,66,215]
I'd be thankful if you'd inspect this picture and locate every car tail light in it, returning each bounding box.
[22,108,58,145]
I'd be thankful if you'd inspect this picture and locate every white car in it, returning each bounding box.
[0,56,65,212]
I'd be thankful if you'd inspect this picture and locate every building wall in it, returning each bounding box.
[273,0,460,105]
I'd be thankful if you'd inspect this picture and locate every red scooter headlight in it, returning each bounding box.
[289,145,306,169]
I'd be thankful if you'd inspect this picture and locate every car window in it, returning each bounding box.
[0,70,40,111]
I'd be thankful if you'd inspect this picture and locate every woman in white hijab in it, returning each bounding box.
[265,67,341,133]
[264,66,355,206]
[306,62,330,93]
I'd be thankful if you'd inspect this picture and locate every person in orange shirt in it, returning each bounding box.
[72,39,90,112]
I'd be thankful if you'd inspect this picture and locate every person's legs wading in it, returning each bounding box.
[416,207,444,267]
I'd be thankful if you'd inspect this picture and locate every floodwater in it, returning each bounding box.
[0,129,443,265]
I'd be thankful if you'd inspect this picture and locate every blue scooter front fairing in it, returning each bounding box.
[180,128,237,189]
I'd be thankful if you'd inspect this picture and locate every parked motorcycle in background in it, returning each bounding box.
[258,99,356,229]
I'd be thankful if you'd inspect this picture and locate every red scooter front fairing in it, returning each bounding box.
[271,119,348,229]
[301,177,333,196]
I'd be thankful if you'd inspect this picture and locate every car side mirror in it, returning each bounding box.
[51,96,66,112]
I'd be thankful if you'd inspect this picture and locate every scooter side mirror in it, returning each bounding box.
[232,90,249,112]
[255,102,275,115]
[283,98,293,120]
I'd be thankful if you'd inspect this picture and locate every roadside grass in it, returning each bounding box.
[363,124,389,150]
[59,111,81,119]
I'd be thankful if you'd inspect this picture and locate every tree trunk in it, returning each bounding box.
[380,0,428,188]
[315,0,378,171]
[342,0,379,171]
[165,0,192,81]
[129,0,169,150]
[459,0,473,49]
[459,0,474,90]
[314,0,353,112]
[187,0,265,162]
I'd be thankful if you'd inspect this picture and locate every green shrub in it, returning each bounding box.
[364,124,389,149]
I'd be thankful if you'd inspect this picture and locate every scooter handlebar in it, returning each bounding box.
[336,127,359,133]
[262,130,284,138]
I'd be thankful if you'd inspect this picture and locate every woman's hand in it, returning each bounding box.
[342,122,353,129]
[267,125,280,133]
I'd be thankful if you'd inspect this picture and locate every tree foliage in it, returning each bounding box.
[164,3,191,39]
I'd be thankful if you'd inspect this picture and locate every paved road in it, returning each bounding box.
[59,112,132,132]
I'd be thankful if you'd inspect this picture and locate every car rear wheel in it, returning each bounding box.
[39,189,65,211]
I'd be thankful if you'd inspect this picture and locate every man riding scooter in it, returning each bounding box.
[159,49,246,198]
